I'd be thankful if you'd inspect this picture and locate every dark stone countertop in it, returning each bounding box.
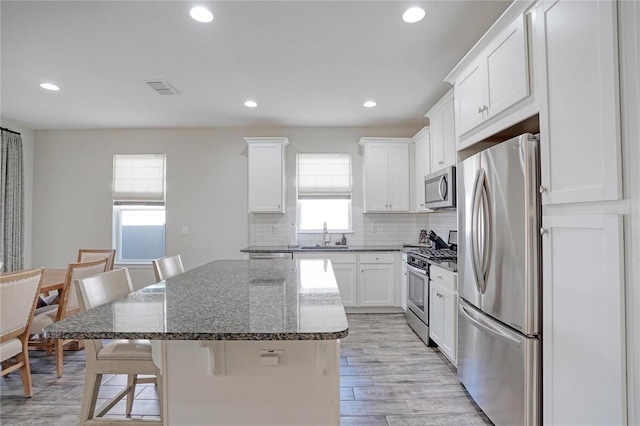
[241,245,402,253]
[44,259,348,341]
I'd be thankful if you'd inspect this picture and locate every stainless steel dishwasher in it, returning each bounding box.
[248,252,293,260]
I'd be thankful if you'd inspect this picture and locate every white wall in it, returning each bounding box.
[31,126,423,287]
[0,116,34,268]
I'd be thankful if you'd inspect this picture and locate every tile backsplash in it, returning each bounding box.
[249,208,457,247]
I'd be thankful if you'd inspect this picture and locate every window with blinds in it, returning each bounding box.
[296,154,352,232]
[112,154,166,263]
[112,154,165,204]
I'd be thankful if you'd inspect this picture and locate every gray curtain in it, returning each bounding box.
[0,128,24,272]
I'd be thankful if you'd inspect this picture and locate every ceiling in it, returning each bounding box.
[1,1,511,130]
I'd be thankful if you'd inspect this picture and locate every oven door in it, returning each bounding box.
[407,264,429,323]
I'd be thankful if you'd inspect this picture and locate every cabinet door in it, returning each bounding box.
[332,263,357,307]
[485,14,529,119]
[429,283,444,345]
[358,264,394,307]
[454,60,488,136]
[363,143,389,212]
[537,0,621,204]
[414,139,426,211]
[387,143,410,211]
[440,286,457,365]
[248,143,284,213]
[441,100,456,169]
[542,214,625,425]
[430,109,445,172]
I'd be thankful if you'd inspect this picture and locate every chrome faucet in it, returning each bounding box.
[323,221,331,247]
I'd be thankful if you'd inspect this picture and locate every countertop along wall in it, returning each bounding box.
[30,126,420,288]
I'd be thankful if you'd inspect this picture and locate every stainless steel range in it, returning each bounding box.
[405,247,457,345]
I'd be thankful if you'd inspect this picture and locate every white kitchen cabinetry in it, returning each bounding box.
[428,265,457,365]
[294,252,357,307]
[454,13,529,137]
[245,137,288,213]
[536,0,621,204]
[412,127,430,212]
[360,138,411,213]
[541,214,625,426]
[426,90,456,173]
[358,253,395,307]
[445,9,536,150]
[294,252,401,310]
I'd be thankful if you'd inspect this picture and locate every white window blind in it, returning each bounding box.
[297,153,352,197]
[113,154,166,202]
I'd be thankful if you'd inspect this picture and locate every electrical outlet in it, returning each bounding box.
[371,224,377,233]
[271,226,278,235]
[182,226,188,236]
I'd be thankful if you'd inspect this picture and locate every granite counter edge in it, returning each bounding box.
[44,329,349,341]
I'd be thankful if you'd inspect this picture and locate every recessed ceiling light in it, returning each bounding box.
[244,100,258,108]
[364,101,377,108]
[403,7,425,23]
[190,6,213,23]
[40,83,60,91]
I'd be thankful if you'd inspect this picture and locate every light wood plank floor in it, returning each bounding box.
[1,313,492,425]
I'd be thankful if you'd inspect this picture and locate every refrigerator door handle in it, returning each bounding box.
[471,168,486,294]
[459,301,522,348]
[479,174,492,294]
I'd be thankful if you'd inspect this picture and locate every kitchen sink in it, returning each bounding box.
[300,245,349,250]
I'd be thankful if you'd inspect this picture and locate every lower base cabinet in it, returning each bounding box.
[358,253,396,307]
[294,252,399,309]
[429,265,458,365]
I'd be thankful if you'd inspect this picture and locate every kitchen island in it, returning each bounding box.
[44,259,348,425]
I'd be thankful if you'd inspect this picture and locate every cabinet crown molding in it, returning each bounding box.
[425,88,454,119]
[244,137,289,146]
[359,137,412,147]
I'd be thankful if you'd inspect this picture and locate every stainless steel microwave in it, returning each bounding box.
[424,166,456,210]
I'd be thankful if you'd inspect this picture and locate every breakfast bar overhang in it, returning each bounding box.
[45,259,349,425]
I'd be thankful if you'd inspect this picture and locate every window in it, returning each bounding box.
[296,153,352,232]
[112,154,166,263]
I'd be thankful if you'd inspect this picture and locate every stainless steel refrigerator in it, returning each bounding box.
[457,133,541,426]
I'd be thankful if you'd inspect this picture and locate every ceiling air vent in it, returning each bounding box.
[144,80,180,96]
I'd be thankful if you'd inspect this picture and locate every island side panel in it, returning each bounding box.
[163,340,340,425]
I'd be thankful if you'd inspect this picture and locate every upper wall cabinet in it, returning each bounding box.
[446,7,538,150]
[426,89,456,173]
[536,0,621,204]
[412,127,430,212]
[360,138,411,213]
[245,137,288,213]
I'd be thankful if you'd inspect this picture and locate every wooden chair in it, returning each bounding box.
[76,268,162,424]
[152,254,184,281]
[78,248,116,271]
[0,268,43,397]
[29,257,108,377]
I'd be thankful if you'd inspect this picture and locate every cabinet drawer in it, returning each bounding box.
[358,253,395,264]
[430,265,457,292]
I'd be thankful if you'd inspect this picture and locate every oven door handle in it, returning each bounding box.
[407,264,427,275]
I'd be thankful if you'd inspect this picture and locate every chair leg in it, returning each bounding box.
[16,351,33,398]
[55,339,64,378]
[125,374,137,417]
[80,372,102,424]
[156,373,163,421]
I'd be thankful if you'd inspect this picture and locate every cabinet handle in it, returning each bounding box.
[439,161,444,165]
[540,227,548,236]
[483,105,489,112]
[478,107,483,114]
[539,185,547,194]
